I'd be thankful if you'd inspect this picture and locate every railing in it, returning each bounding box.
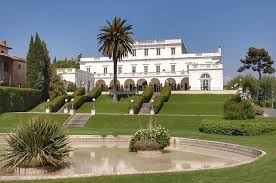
[190,64,223,70]
[94,71,188,78]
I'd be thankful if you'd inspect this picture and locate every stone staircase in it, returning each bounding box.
[138,92,159,114]
[64,114,91,128]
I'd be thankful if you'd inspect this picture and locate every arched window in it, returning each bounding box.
[200,73,211,90]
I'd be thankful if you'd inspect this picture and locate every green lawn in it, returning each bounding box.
[29,102,47,112]
[76,95,131,114]
[0,113,70,133]
[160,94,230,115]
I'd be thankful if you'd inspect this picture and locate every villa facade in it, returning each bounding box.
[78,39,223,92]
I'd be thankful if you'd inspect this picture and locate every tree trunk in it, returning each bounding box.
[113,58,118,101]
[256,71,262,101]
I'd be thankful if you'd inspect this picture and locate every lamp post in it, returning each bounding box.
[150,99,155,115]
[70,98,75,115]
[46,99,50,113]
[129,99,134,115]
[91,98,96,115]
[64,99,68,113]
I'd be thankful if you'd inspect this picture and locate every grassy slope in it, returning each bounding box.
[29,102,47,112]
[76,95,131,114]
[160,94,230,115]
[0,113,70,133]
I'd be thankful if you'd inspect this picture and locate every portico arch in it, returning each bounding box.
[109,79,121,91]
[165,78,177,91]
[124,79,135,91]
[96,79,107,91]
[137,79,148,91]
[181,77,189,90]
[150,78,161,92]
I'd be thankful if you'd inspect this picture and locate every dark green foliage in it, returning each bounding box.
[224,95,255,120]
[199,119,276,136]
[49,65,66,100]
[49,96,66,112]
[73,87,85,96]
[1,118,71,171]
[0,87,42,113]
[160,86,171,102]
[89,86,102,99]
[52,60,79,68]
[72,96,91,110]
[153,95,165,114]
[141,86,154,103]
[26,33,51,99]
[227,75,258,96]
[129,125,170,152]
[66,82,77,92]
[97,17,134,101]
[130,95,144,114]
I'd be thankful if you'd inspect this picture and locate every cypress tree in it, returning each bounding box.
[26,33,51,100]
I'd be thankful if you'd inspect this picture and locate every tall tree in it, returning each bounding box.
[53,57,57,63]
[26,33,51,99]
[238,47,275,100]
[49,65,65,100]
[97,17,134,101]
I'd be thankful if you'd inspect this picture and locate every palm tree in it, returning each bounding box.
[97,17,134,101]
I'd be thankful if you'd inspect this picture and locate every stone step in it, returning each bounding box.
[64,114,91,128]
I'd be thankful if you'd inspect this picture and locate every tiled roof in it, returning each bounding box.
[0,52,26,62]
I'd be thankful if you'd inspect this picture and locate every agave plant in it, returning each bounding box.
[1,117,71,171]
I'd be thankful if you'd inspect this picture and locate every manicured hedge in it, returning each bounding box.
[89,86,102,99]
[0,86,42,113]
[141,86,153,103]
[49,95,66,112]
[153,95,165,114]
[73,87,85,96]
[160,86,171,102]
[224,94,255,120]
[199,119,276,136]
[72,96,91,109]
[130,95,145,114]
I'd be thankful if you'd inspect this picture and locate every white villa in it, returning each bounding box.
[57,38,224,92]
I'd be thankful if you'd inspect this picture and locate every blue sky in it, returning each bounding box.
[1,0,276,82]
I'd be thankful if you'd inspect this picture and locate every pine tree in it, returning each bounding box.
[53,57,57,64]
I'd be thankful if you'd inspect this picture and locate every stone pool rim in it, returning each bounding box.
[0,134,266,181]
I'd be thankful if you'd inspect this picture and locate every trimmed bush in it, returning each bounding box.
[130,95,145,114]
[224,94,255,120]
[160,86,171,102]
[153,95,165,114]
[142,86,153,103]
[49,96,66,112]
[71,96,91,110]
[73,87,85,96]
[0,87,42,113]
[129,125,170,152]
[199,119,276,136]
[89,86,102,99]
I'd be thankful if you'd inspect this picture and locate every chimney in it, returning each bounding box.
[1,40,7,45]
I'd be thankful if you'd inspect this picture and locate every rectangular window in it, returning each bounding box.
[132,66,136,73]
[144,49,148,56]
[171,47,176,55]
[156,48,161,55]
[171,65,175,72]
[104,67,107,74]
[144,66,148,74]
[132,49,136,56]
[156,65,160,74]
[118,66,122,74]
[87,68,90,73]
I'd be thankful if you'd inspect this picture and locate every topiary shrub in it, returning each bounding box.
[1,117,71,171]
[71,96,91,109]
[89,86,102,99]
[130,95,145,114]
[49,95,66,112]
[199,119,276,136]
[160,86,171,102]
[142,86,154,103]
[224,94,255,120]
[0,87,42,113]
[73,87,85,96]
[253,104,264,115]
[153,95,165,114]
[129,125,170,152]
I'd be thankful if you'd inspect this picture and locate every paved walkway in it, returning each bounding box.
[263,108,276,117]
[64,114,91,128]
